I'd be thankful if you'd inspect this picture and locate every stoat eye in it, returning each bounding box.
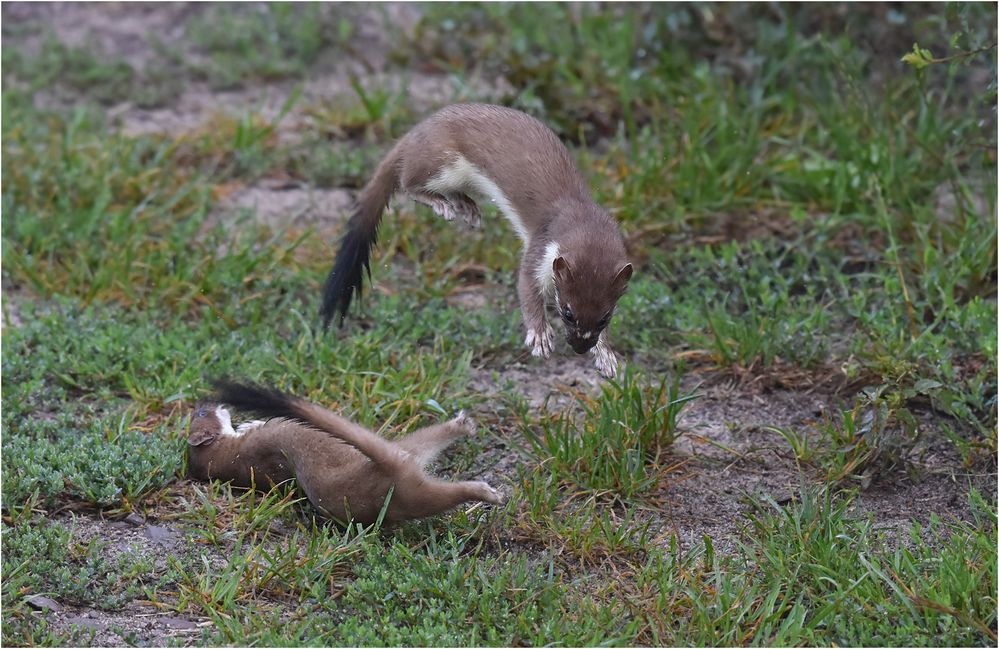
[561,306,576,326]
[597,313,612,329]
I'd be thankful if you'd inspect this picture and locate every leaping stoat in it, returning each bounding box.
[187,381,504,524]
[320,103,633,378]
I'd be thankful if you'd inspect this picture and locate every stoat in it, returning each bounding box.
[320,103,633,378]
[186,381,504,524]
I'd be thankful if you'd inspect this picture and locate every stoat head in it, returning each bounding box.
[552,254,633,354]
[188,403,234,447]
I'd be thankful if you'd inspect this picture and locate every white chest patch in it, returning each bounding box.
[535,241,560,299]
[424,155,530,244]
[214,406,240,437]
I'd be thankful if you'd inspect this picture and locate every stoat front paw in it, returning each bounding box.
[235,420,266,435]
[450,410,477,436]
[524,321,555,358]
[591,342,620,379]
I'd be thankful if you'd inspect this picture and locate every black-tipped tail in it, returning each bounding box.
[213,380,301,422]
[320,223,375,329]
[319,147,400,328]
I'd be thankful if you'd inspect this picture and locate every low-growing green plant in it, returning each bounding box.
[772,386,929,488]
[2,35,135,105]
[618,487,997,645]
[174,517,370,620]
[284,135,387,188]
[181,479,306,548]
[1,517,158,615]
[525,368,697,499]
[514,468,656,565]
[330,532,638,646]
[1,405,183,510]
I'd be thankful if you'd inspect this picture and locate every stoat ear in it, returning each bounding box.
[553,256,572,283]
[613,263,633,290]
[188,407,218,446]
[188,428,216,446]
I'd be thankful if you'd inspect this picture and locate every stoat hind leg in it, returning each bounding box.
[410,190,481,227]
[396,411,478,467]
[410,479,506,518]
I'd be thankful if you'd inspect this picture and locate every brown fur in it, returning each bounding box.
[321,103,632,377]
[187,390,503,524]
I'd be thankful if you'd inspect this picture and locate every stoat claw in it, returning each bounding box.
[525,322,555,359]
[591,341,620,379]
[450,410,477,436]
[424,194,481,227]
[474,482,505,505]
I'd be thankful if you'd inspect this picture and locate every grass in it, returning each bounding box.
[185,3,355,90]
[1,2,996,646]
[620,486,998,646]
[524,368,697,499]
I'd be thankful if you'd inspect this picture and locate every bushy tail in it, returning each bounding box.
[213,380,404,471]
[320,150,401,328]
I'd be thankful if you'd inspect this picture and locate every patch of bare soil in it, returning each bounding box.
[658,382,994,556]
[4,2,511,143]
[468,357,997,558]
[34,510,207,646]
[46,602,205,647]
[118,68,512,141]
[1,2,196,70]
[215,179,355,233]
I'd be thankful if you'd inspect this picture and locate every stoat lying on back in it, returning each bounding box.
[320,103,633,378]
[187,381,504,524]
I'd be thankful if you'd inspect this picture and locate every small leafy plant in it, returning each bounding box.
[525,368,698,499]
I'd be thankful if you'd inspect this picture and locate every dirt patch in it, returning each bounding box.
[655,382,994,556]
[48,603,206,647]
[469,352,608,414]
[1,2,197,70]
[468,358,997,558]
[23,510,208,646]
[115,66,511,140]
[215,179,355,232]
[4,2,511,143]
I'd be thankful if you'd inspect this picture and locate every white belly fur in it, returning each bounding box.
[424,155,530,244]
